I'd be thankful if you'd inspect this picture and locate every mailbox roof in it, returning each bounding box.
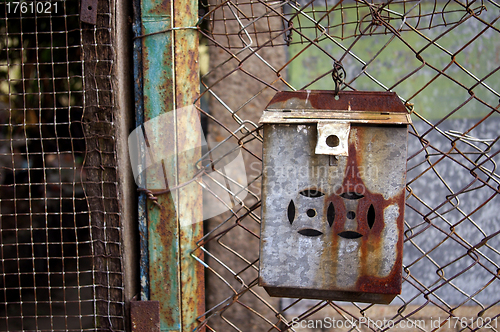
[260,90,412,125]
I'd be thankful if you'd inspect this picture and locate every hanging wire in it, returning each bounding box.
[331,60,346,95]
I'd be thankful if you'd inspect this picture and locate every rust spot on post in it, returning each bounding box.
[147,0,171,15]
[130,301,160,332]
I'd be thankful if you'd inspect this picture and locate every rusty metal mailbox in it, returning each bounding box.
[258,90,411,304]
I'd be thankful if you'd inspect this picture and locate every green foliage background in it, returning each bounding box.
[287,3,500,120]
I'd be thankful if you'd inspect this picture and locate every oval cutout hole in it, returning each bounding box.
[299,189,325,198]
[338,231,362,239]
[340,192,364,200]
[298,229,323,237]
[367,204,375,229]
[287,200,295,224]
[327,202,335,227]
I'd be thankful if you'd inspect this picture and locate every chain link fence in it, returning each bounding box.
[1,0,499,331]
[0,1,124,330]
[195,0,500,330]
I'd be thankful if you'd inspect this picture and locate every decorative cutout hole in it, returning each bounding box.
[367,204,375,229]
[306,209,316,218]
[298,229,323,237]
[326,135,340,147]
[287,200,295,224]
[338,231,362,239]
[327,202,335,227]
[299,189,325,198]
[88,5,93,10]
[340,192,364,200]
[346,211,356,220]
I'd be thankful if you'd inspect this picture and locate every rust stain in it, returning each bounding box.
[323,126,404,297]
[173,5,205,328]
[147,0,171,16]
[130,301,160,332]
[159,48,174,108]
[260,90,408,303]
[148,192,179,327]
[266,90,408,113]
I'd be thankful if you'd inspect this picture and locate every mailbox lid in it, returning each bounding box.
[260,90,412,125]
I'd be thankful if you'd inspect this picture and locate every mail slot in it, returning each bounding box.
[258,90,411,304]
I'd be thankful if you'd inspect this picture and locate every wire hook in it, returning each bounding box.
[332,61,346,96]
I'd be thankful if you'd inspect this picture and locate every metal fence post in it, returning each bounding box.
[134,0,204,330]
[173,0,206,330]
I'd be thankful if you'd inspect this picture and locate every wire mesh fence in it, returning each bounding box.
[0,0,123,330]
[1,0,499,330]
[195,0,500,330]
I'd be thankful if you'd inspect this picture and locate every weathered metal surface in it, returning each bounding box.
[136,0,204,329]
[131,300,161,332]
[80,0,98,24]
[133,0,150,302]
[259,110,411,125]
[140,0,181,330]
[173,0,205,329]
[260,90,411,125]
[259,91,409,304]
[265,90,409,113]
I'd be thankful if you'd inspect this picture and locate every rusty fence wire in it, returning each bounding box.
[0,1,124,331]
[193,0,500,331]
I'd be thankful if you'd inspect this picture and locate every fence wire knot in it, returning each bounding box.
[332,61,346,95]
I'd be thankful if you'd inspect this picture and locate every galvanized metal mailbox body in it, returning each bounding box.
[258,91,411,304]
